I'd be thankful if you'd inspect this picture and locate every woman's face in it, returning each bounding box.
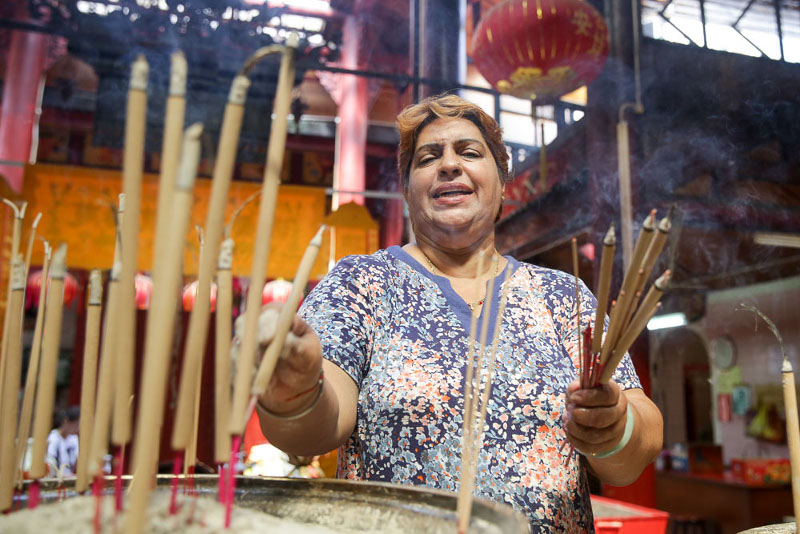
[405,117,504,250]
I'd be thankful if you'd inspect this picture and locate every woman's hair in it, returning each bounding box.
[396,94,510,190]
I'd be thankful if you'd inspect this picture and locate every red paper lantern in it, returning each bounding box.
[26,270,79,309]
[471,0,609,101]
[182,280,218,312]
[261,279,294,306]
[135,273,153,310]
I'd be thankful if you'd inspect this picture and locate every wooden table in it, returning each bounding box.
[656,470,793,534]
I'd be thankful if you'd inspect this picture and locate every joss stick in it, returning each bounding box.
[0,255,27,511]
[229,39,298,437]
[28,244,68,502]
[457,254,499,531]
[125,124,203,534]
[171,72,252,454]
[214,239,234,476]
[153,51,187,265]
[737,303,799,527]
[617,121,634,272]
[539,123,547,191]
[599,272,670,384]
[0,200,25,417]
[75,270,103,493]
[250,226,326,399]
[113,55,149,451]
[23,212,42,278]
[460,251,488,457]
[599,211,655,366]
[87,195,124,481]
[571,238,582,381]
[592,224,615,355]
[457,263,512,534]
[621,214,671,331]
[14,241,50,488]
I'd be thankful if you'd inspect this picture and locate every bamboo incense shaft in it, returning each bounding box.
[113,55,149,449]
[214,239,234,465]
[571,238,581,375]
[251,226,325,396]
[600,211,655,365]
[229,41,297,435]
[0,255,27,511]
[87,195,124,477]
[539,123,547,190]
[170,74,251,452]
[23,212,42,277]
[617,121,634,272]
[14,243,50,487]
[29,244,68,480]
[461,251,488,454]
[781,359,800,529]
[599,271,670,384]
[621,215,671,329]
[457,265,512,534]
[592,225,616,355]
[152,51,187,265]
[0,200,25,417]
[75,270,103,493]
[125,124,203,534]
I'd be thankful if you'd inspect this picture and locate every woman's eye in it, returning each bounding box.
[418,155,435,165]
[462,150,480,158]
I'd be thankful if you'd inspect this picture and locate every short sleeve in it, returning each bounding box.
[298,255,378,390]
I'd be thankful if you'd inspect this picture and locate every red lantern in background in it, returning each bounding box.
[135,273,153,310]
[182,280,218,312]
[26,270,79,308]
[261,279,294,306]
[471,0,609,101]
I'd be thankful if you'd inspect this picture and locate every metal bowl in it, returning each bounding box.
[17,475,529,533]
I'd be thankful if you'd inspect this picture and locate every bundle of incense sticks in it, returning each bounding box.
[456,253,513,534]
[572,210,672,403]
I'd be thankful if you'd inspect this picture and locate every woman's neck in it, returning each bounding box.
[410,238,500,280]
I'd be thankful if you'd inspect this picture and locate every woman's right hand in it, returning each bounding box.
[235,306,324,417]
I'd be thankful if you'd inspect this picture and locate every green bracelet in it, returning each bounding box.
[582,404,635,459]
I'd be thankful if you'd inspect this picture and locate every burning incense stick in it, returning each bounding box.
[600,211,655,366]
[113,55,149,452]
[125,123,203,534]
[250,226,326,398]
[229,38,298,437]
[617,121,634,271]
[592,224,615,355]
[171,72,252,455]
[76,270,103,493]
[23,212,42,278]
[457,263,512,534]
[14,241,50,488]
[28,244,68,499]
[87,195,124,480]
[621,214,671,330]
[153,50,187,265]
[0,200,25,415]
[737,303,799,528]
[215,239,234,496]
[571,238,582,380]
[0,255,27,511]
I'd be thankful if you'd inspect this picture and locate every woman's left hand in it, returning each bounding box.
[563,379,629,456]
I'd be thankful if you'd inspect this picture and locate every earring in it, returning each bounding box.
[500,194,505,204]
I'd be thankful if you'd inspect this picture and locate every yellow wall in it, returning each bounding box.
[23,163,330,279]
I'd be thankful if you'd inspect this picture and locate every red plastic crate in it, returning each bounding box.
[592,495,669,534]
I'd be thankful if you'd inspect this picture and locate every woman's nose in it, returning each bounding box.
[438,150,461,176]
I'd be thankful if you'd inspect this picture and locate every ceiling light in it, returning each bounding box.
[647,312,688,331]
[753,232,800,249]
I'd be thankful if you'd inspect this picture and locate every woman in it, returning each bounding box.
[255,94,663,532]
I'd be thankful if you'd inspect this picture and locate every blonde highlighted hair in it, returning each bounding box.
[396,94,510,190]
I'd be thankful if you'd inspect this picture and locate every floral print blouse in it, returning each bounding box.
[298,246,641,533]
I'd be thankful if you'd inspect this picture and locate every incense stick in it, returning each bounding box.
[0,255,27,511]
[215,239,234,470]
[571,238,582,381]
[23,212,42,278]
[29,245,68,495]
[0,200,25,422]
[113,55,149,451]
[460,251,487,462]
[229,38,298,437]
[457,263,512,534]
[14,241,50,489]
[592,224,615,355]
[171,72,252,454]
[125,124,203,534]
[75,270,103,493]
